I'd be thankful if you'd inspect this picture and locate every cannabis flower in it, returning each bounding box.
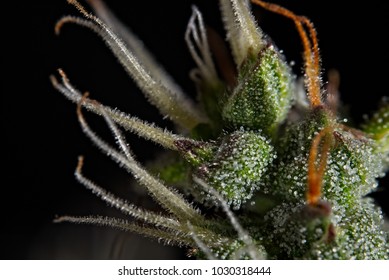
[51,0,389,259]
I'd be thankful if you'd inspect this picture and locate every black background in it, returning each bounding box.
[2,0,389,259]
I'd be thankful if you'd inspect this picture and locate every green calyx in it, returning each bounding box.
[265,108,333,199]
[197,129,275,209]
[222,45,293,136]
[307,199,389,260]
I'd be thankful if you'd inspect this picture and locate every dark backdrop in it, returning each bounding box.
[2,0,388,259]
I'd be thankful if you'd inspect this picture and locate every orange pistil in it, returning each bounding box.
[76,155,85,175]
[307,126,333,205]
[76,91,91,122]
[251,0,322,108]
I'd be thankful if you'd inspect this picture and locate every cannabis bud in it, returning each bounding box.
[52,0,389,259]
